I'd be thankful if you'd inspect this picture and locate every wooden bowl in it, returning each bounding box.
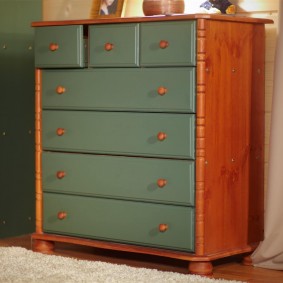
[142,0,185,16]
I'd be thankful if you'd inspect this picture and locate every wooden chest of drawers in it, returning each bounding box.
[32,14,271,275]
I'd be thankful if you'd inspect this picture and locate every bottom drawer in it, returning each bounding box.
[43,193,195,252]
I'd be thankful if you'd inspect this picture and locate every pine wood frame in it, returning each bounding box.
[32,14,272,275]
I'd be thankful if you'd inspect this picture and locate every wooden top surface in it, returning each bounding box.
[31,14,273,27]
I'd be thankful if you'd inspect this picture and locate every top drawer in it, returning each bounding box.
[34,25,85,68]
[88,24,139,67]
[140,21,196,66]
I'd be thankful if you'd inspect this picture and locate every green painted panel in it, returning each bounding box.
[34,25,85,68]
[44,193,195,251]
[42,68,195,113]
[89,24,139,67]
[0,0,41,238]
[140,21,196,66]
[42,152,195,206]
[42,111,195,159]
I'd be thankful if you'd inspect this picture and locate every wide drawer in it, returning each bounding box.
[88,24,139,67]
[41,68,195,113]
[34,25,85,68]
[140,21,196,66]
[42,111,195,159]
[42,152,195,206]
[43,193,195,251]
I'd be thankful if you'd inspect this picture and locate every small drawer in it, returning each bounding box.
[42,152,195,206]
[41,68,195,113]
[42,110,195,159]
[140,21,196,66]
[34,25,85,68]
[88,24,139,67]
[43,193,195,251]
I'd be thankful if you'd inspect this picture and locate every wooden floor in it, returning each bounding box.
[0,234,282,283]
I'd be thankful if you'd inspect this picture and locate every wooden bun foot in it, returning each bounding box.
[242,255,253,266]
[32,239,55,254]
[188,261,213,276]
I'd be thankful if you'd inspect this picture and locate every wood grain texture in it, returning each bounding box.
[203,19,254,254]
[195,18,206,257]
[35,69,43,234]
[248,24,265,243]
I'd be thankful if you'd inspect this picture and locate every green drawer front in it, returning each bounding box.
[42,111,195,159]
[42,152,195,206]
[42,68,195,113]
[140,21,196,66]
[89,24,139,67]
[43,193,195,251]
[34,26,85,68]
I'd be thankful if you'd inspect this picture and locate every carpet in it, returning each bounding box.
[0,247,244,283]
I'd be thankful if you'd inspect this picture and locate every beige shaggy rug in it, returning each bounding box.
[0,247,244,283]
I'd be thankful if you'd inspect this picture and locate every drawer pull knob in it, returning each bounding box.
[159,224,168,232]
[57,211,67,220]
[104,43,114,51]
[56,171,66,179]
[157,87,167,96]
[159,40,169,49]
[49,43,59,51]
[56,128,65,136]
[157,132,167,141]
[157,178,167,188]
[56,86,66,95]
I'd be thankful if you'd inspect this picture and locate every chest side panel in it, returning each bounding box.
[203,20,257,254]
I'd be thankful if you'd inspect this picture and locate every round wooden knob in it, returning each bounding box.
[104,43,114,51]
[157,87,167,96]
[159,224,168,232]
[157,178,167,188]
[56,171,65,179]
[57,211,67,220]
[157,132,167,141]
[49,43,59,51]
[56,86,66,95]
[56,128,65,136]
[159,40,169,49]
